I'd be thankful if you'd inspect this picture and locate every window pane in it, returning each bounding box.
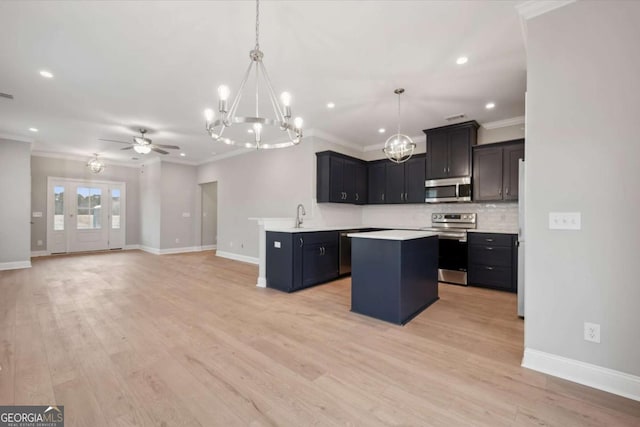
[76,187,102,230]
[54,186,64,231]
[111,188,120,229]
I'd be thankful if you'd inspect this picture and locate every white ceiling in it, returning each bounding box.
[0,1,526,165]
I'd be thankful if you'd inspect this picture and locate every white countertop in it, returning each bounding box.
[347,230,439,241]
[267,225,369,233]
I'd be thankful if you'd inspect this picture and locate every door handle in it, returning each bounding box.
[299,238,303,247]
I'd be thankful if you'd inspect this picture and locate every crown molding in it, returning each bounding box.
[195,147,252,166]
[306,129,364,153]
[0,133,34,143]
[31,150,141,168]
[481,116,526,130]
[516,1,576,20]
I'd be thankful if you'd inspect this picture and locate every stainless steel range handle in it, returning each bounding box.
[455,183,459,198]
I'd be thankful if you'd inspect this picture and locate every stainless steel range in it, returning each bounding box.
[421,213,477,285]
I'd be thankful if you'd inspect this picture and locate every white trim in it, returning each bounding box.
[308,129,364,153]
[124,244,141,250]
[0,134,34,143]
[195,147,252,165]
[201,244,217,251]
[139,245,161,255]
[522,348,640,402]
[482,116,526,130]
[256,277,267,288]
[31,250,50,257]
[0,261,32,271]
[157,246,201,255]
[32,150,140,168]
[216,250,259,265]
[516,1,576,20]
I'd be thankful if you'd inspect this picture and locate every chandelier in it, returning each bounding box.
[204,0,303,149]
[86,154,105,174]
[383,88,416,163]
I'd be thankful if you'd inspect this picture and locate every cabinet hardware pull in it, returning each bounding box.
[443,167,446,173]
[299,238,303,247]
[498,188,502,196]
[405,192,408,201]
[486,247,493,250]
[485,266,494,270]
[382,193,385,201]
[400,192,403,201]
[356,193,359,201]
[486,238,494,242]
[506,187,510,195]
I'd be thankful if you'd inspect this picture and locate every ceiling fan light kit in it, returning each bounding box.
[383,88,416,164]
[99,128,180,156]
[204,0,303,150]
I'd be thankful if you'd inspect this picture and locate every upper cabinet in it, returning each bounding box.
[473,139,525,202]
[367,154,425,204]
[424,121,479,180]
[317,151,367,205]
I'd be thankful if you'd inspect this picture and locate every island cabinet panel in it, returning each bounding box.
[424,121,478,180]
[350,235,439,325]
[472,139,524,202]
[316,151,367,205]
[467,232,518,292]
[266,231,339,293]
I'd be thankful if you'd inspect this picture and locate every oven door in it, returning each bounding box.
[425,177,471,203]
[438,238,468,285]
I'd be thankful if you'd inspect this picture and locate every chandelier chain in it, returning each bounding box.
[397,92,401,136]
[255,0,260,50]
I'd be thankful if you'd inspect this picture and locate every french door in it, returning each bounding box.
[47,178,126,254]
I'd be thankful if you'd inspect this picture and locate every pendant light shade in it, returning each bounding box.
[383,88,416,164]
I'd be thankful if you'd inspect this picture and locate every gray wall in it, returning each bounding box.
[201,181,218,246]
[139,160,161,249]
[160,162,198,250]
[0,139,31,264]
[526,1,640,376]
[30,155,141,250]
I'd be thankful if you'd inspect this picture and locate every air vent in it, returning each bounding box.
[445,113,466,121]
[0,92,14,100]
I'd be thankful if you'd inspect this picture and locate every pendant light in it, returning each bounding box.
[204,0,303,149]
[383,88,416,163]
[86,153,105,174]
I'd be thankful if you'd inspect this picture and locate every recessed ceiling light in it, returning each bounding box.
[327,102,335,109]
[29,127,39,132]
[485,102,496,109]
[378,128,386,134]
[180,153,186,157]
[456,56,468,65]
[39,70,54,79]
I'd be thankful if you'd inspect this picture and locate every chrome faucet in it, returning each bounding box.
[295,204,306,228]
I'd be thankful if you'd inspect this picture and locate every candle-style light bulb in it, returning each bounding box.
[280,92,291,107]
[217,85,230,101]
[204,109,214,123]
[294,117,303,129]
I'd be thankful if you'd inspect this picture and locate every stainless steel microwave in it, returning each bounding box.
[425,177,471,203]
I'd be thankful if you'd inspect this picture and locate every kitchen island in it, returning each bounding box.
[347,230,439,325]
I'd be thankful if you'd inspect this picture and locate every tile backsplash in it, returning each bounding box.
[362,202,519,233]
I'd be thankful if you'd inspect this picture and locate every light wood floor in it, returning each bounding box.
[1,250,639,426]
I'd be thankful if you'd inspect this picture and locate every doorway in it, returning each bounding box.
[47,177,126,254]
[200,182,218,249]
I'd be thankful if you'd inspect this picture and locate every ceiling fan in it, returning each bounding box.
[99,128,180,155]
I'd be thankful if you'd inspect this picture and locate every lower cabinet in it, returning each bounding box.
[266,231,339,292]
[467,232,518,292]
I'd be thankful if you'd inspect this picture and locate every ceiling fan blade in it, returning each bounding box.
[99,138,130,144]
[120,146,134,151]
[151,147,169,155]
[152,144,180,150]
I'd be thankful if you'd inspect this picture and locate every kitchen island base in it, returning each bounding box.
[349,232,439,325]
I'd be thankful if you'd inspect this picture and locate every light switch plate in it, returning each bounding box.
[549,212,581,230]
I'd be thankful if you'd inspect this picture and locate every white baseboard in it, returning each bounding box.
[139,245,161,255]
[201,244,217,251]
[158,246,202,255]
[0,260,32,271]
[256,277,267,288]
[522,348,640,402]
[124,244,141,250]
[216,250,259,265]
[31,250,50,257]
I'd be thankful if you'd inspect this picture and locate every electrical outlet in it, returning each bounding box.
[584,322,601,343]
[230,241,233,247]
[175,238,180,244]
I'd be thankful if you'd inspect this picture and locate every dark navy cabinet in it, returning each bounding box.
[467,232,518,292]
[424,121,478,180]
[266,231,340,292]
[366,154,425,205]
[473,139,525,202]
[317,151,367,204]
[367,160,387,204]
